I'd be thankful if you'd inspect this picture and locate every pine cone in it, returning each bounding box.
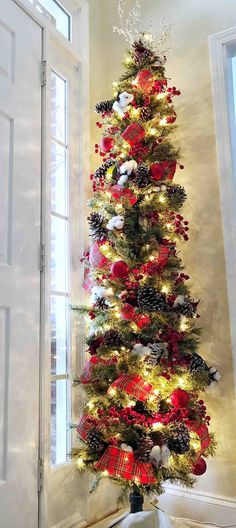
[87,428,105,453]
[104,329,123,347]
[167,185,187,208]
[135,435,153,462]
[135,163,150,188]
[88,212,107,241]
[95,297,109,310]
[95,99,114,115]
[137,286,167,312]
[95,159,114,180]
[145,342,169,365]
[132,40,154,66]
[178,300,196,317]
[167,424,190,454]
[140,107,152,121]
[189,353,207,373]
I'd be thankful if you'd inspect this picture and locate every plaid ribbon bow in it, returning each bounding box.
[110,374,153,401]
[96,446,157,484]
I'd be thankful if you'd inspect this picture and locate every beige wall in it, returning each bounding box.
[88,0,236,516]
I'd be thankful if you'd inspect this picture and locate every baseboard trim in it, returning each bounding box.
[159,485,236,524]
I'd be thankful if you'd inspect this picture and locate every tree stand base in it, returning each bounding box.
[129,491,144,513]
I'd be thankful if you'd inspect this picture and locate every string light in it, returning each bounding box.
[160,117,168,126]
[159,195,166,203]
[156,92,166,100]
[149,395,156,403]
[153,389,160,396]
[152,422,163,431]
[149,127,157,136]
[87,401,94,410]
[77,458,85,469]
[102,470,109,477]
[127,400,136,407]
[180,316,188,331]
[125,56,132,64]
[161,284,170,294]
[108,387,116,397]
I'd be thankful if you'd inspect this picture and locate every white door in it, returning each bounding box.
[0,1,42,527]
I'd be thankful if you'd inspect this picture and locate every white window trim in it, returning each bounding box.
[209,27,236,395]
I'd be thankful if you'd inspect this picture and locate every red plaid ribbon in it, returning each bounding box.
[82,269,96,293]
[122,123,145,146]
[136,69,154,92]
[89,241,110,269]
[158,245,170,266]
[111,374,153,401]
[187,421,210,452]
[96,446,157,484]
[80,359,94,384]
[77,414,96,441]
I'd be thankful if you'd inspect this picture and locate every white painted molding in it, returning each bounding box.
[209,27,236,396]
[159,485,236,525]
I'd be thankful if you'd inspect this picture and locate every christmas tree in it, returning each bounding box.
[73,29,219,502]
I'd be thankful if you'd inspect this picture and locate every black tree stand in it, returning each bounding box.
[129,489,144,513]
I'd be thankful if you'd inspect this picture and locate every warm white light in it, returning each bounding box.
[108,387,116,397]
[153,389,160,395]
[77,458,85,469]
[152,422,163,430]
[87,401,94,410]
[149,127,157,136]
[102,470,109,477]
[161,284,170,294]
[156,92,166,100]
[149,255,155,261]
[160,117,168,126]
[159,195,166,203]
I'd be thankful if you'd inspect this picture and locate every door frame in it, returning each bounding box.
[12,1,89,527]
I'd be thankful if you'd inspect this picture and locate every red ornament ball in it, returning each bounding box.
[111,260,129,279]
[171,388,190,408]
[100,137,114,153]
[120,303,135,320]
[150,163,165,181]
[135,314,151,328]
[192,457,207,476]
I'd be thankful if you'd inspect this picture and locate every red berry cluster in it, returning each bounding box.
[196,400,211,425]
[168,212,189,241]
[108,407,153,428]
[166,87,181,104]
[175,272,190,286]
[96,121,103,128]
[80,250,89,263]
[129,142,149,161]
[151,79,167,95]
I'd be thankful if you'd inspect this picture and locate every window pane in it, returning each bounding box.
[33,0,71,40]
[51,71,67,143]
[51,141,67,216]
[51,379,68,465]
[51,295,68,375]
[51,215,68,293]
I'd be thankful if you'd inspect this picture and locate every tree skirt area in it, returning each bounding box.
[103,509,215,528]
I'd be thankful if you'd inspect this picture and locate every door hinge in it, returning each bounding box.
[40,243,46,273]
[41,60,47,87]
[38,458,44,493]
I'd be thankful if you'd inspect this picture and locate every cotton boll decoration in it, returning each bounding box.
[106,215,124,231]
[112,91,134,117]
[173,294,185,307]
[121,443,133,453]
[120,160,138,175]
[150,445,161,468]
[118,174,129,186]
[90,285,113,304]
[130,343,152,359]
[161,445,171,468]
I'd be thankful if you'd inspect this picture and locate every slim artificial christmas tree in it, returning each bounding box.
[73,15,219,509]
